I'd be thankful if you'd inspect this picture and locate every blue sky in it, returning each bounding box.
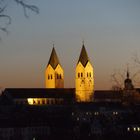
[0,0,140,89]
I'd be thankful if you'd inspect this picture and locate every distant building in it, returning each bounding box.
[124,70,134,90]
[123,70,136,104]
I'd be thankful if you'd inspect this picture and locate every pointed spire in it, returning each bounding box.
[48,47,60,69]
[127,71,129,79]
[126,63,129,79]
[78,43,89,67]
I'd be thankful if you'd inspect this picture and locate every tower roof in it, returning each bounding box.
[125,69,132,83]
[48,47,60,69]
[126,64,130,79]
[78,44,89,67]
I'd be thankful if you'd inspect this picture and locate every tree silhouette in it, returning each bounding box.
[0,0,39,38]
[132,53,140,86]
[111,70,125,90]
[111,64,140,90]
[133,53,140,65]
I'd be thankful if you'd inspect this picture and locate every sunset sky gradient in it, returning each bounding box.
[0,0,140,89]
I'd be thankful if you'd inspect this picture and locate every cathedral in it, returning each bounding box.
[75,44,94,102]
[2,43,95,105]
[45,43,94,102]
[2,43,140,106]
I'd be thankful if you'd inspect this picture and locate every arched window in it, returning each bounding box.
[51,75,53,79]
[81,73,83,77]
[60,74,62,79]
[57,74,59,79]
[87,73,88,77]
[78,73,80,78]
[48,75,50,79]
[89,72,91,77]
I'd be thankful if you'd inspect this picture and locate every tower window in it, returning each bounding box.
[56,74,62,79]
[48,75,50,79]
[57,74,59,79]
[89,72,91,77]
[51,75,53,79]
[87,73,88,77]
[81,73,83,77]
[78,73,80,78]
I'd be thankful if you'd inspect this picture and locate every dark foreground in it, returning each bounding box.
[0,102,140,140]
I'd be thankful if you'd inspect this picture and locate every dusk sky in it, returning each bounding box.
[0,0,140,90]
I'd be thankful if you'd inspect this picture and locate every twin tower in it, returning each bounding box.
[45,43,94,102]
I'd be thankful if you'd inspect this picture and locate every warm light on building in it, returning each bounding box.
[134,127,136,131]
[27,98,64,105]
[45,47,64,88]
[77,117,79,121]
[45,44,94,102]
[75,44,94,102]
[27,98,34,105]
[113,112,118,115]
[127,127,130,131]
[94,112,99,115]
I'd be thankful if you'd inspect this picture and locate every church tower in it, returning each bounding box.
[75,43,94,102]
[45,47,64,88]
[124,69,134,90]
[123,67,135,104]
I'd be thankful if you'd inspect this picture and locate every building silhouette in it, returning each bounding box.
[124,69,134,90]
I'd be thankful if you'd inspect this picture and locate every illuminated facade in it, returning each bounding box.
[75,44,94,102]
[26,48,64,105]
[27,98,63,105]
[3,45,95,105]
[4,88,74,105]
[45,47,64,88]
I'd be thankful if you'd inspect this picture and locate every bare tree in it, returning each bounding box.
[0,0,39,38]
[131,70,140,84]
[111,70,125,90]
[133,53,140,65]
[132,53,140,86]
[111,65,140,90]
